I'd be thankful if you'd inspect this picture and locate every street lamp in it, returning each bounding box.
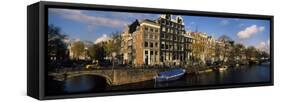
[111,52,117,77]
[112,52,117,69]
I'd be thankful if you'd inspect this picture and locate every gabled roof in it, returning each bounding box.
[128,19,140,33]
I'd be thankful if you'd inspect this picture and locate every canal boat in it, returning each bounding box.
[154,69,186,82]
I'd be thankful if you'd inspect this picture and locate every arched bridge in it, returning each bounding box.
[64,70,114,85]
[49,68,171,86]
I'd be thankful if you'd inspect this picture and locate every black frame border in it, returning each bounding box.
[35,1,273,100]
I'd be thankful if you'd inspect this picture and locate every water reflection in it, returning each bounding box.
[64,75,107,93]
[47,63,270,95]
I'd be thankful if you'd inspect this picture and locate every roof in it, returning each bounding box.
[140,19,159,25]
[128,19,140,33]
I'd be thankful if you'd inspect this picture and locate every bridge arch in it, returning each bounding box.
[66,72,113,85]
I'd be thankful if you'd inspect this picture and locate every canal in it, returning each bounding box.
[46,63,270,95]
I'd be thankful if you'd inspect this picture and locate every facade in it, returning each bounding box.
[121,14,193,66]
[183,32,194,65]
[190,31,236,65]
[205,35,216,64]
[157,15,187,66]
[190,32,207,64]
[121,19,160,65]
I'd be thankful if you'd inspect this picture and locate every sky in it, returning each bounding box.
[48,8,270,52]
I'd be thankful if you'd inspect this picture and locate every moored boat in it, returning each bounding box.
[154,69,186,82]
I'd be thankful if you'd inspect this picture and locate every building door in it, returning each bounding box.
[145,55,148,65]
[145,50,148,65]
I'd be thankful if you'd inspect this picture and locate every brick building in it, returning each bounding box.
[121,14,193,66]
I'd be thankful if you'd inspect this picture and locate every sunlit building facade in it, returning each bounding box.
[121,14,193,66]
[121,19,160,65]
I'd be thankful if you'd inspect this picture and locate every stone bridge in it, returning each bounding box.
[49,68,172,86]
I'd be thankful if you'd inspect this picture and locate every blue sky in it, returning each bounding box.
[48,8,270,52]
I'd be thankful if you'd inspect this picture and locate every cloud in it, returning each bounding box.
[49,8,128,29]
[256,41,270,53]
[63,38,70,44]
[259,26,265,32]
[267,39,270,46]
[116,13,159,20]
[237,25,265,39]
[74,38,81,42]
[220,20,229,25]
[94,34,112,44]
[256,41,266,50]
[185,22,196,32]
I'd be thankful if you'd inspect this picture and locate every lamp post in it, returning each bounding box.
[112,52,117,69]
[111,52,117,79]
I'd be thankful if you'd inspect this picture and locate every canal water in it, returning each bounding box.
[46,63,270,95]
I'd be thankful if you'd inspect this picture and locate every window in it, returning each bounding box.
[155,51,158,55]
[145,42,148,47]
[150,34,153,39]
[155,35,158,40]
[145,27,148,31]
[145,51,148,54]
[150,51,153,55]
[166,44,169,49]
[160,53,164,62]
[162,27,166,32]
[150,28,154,32]
[155,42,158,47]
[161,44,164,49]
[155,29,159,33]
[150,42,153,48]
[144,33,148,39]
